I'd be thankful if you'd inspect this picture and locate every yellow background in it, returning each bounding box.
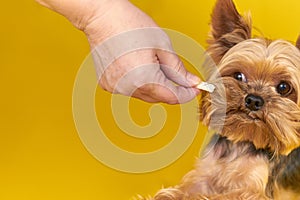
[1,0,300,199]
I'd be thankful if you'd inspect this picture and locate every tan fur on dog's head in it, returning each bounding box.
[202,0,300,155]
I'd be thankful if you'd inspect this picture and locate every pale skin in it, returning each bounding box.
[36,0,201,104]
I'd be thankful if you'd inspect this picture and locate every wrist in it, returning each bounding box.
[73,0,124,31]
[36,0,127,31]
[83,0,159,47]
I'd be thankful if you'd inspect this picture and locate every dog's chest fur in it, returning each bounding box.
[179,136,271,199]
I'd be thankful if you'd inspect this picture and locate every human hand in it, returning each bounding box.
[36,0,201,104]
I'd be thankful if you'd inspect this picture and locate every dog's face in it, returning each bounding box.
[202,0,300,155]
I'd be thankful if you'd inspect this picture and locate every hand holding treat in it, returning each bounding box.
[36,0,203,104]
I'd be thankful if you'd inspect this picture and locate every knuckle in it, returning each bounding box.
[99,78,112,92]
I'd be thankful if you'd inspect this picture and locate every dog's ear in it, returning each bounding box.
[208,0,252,64]
[296,35,300,50]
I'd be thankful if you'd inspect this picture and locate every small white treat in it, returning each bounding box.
[196,82,215,93]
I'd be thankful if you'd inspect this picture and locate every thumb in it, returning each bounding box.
[157,50,201,87]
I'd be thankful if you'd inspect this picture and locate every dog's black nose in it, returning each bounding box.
[245,94,264,111]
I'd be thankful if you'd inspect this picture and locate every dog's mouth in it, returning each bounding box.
[226,108,264,122]
[247,111,264,121]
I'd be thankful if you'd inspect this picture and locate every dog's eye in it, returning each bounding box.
[277,81,292,96]
[233,72,247,82]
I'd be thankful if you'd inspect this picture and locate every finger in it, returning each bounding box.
[153,81,200,104]
[131,73,200,104]
[157,50,201,87]
[131,89,161,103]
[112,63,200,104]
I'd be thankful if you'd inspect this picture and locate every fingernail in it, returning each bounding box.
[187,73,201,86]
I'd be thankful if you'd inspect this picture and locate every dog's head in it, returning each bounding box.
[202,0,300,155]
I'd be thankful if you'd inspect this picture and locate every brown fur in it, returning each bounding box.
[140,0,300,199]
[296,36,300,50]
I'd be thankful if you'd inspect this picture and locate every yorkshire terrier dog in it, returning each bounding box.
[142,0,300,199]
